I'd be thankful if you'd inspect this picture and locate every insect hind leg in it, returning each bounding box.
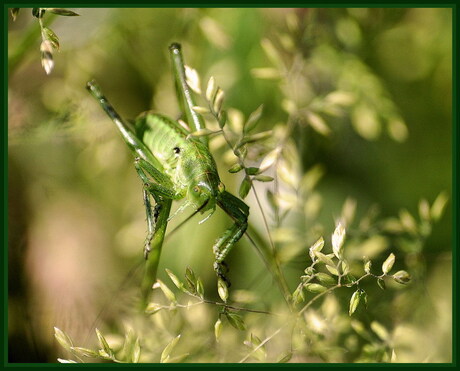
[213,191,249,286]
[134,157,180,259]
[142,189,163,259]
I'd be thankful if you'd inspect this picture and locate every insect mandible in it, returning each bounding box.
[86,43,249,303]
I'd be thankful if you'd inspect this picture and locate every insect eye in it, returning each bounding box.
[173,147,181,154]
[193,186,200,193]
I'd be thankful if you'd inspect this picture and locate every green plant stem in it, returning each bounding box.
[250,185,292,307]
[152,294,274,315]
[211,107,292,308]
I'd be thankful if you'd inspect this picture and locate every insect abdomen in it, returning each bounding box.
[137,114,188,163]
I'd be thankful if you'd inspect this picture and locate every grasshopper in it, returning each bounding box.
[86,43,249,304]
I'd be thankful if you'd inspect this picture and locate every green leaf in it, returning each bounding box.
[239,176,252,199]
[70,347,99,358]
[161,335,181,363]
[228,163,243,173]
[431,191,449,221]
[315,272,336,285]
[259,147,281,173]
[165,268,186,292]
[393,270,411,284]
[217,277,229,302]
[54,327,74,350]
[331,222,346,260]
[261,38,283,68]
[325,264,340,276]
[187,128,216,139]
[399,209,418,234]
[213,88,225,113]
[244,104,263,133]
[185,65,201,94]
[309,236,324,260]
[377,278,386,290]
[226,312,246,331]
[96,329,114,359]
[418,198,431,222]
[382,253,395,274]
[251,68,281,80]
[185,266,197,292]
[237,130,273,147]
[192,106,210,114]
[314,251,335,267]
[349,290,360,316]
[46,8,79,16]
[277,351,293,363]
[218,109,227,129]
[206,76,217,102]
[145,303,163,315]
[254,175,274,182]
[120,329,135,361]
[155,280,176,303]
[292,284,305,304]
[364,257,372,274]
[304,283,327,293]
[370,321,390,341]
[246,167,260,175]
[249,333,266,361]
[196,278,204,298]
[351,104,381,140]
[306,111,331,136]
[251,333,262,346]
[214,319,222,341]
[43,27,59,50]
[40,40,54,75]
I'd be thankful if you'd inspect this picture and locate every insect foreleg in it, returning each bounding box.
[134,157,179,200]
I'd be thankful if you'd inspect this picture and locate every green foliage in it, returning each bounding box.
[54,29,447,363]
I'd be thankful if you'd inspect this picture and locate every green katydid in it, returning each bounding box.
[86,43,249,306]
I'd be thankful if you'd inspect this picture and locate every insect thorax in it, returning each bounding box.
[137,113,221,201]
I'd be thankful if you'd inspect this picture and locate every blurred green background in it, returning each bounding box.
[8,8,452,363]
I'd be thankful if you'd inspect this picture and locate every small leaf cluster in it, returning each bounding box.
[292,222,412,318]
[185,67,275,200]
[10,8,79,75]
[251,13,409,142]
[54,327,141,363]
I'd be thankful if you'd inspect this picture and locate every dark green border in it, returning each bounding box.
[4,4,457,367]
